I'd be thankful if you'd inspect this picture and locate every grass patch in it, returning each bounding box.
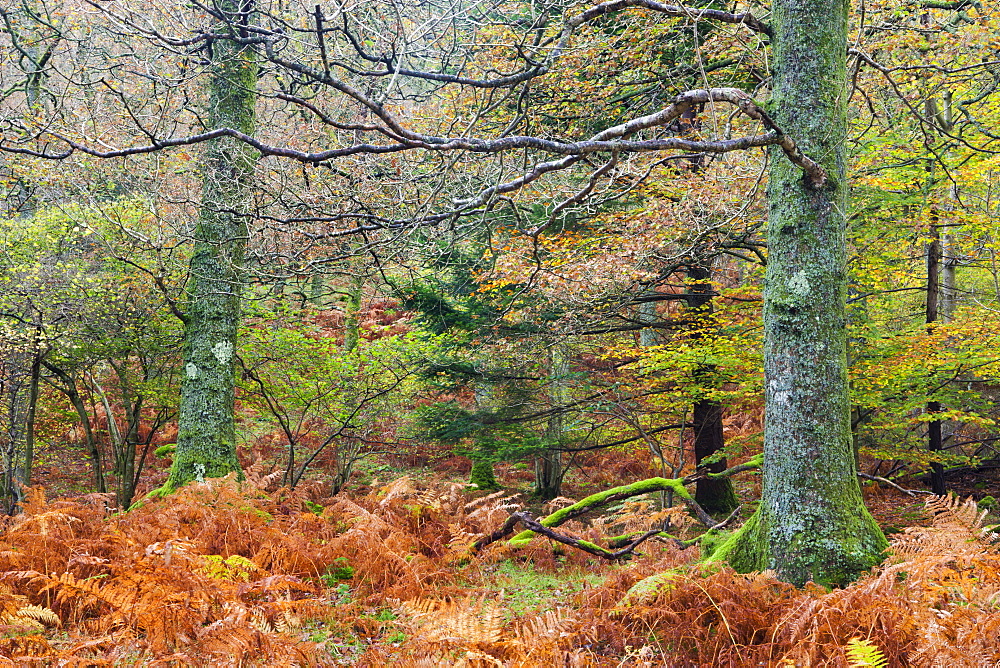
[480,559,605,615]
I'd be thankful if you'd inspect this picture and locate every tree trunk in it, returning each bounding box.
[68,380,105,493]
[687,264,738,515]
[342,274,362,353]
[926,224,946,494]
[941,231,957,322]
[534,344,566,500]
[923,91,953,495]
[166,3,257,490]
[470,384,499,491]
[20,346,42,490]
[43,363,106,493]
[713,0,887,585]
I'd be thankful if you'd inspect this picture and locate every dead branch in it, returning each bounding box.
[858,472,935,497]
[498,511,661,560]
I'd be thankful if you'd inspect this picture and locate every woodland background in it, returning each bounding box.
[1,0,1000,664]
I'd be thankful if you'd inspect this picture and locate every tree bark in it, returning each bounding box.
[470,384,499,491]
[534,343,566,500]
[687,264,738,515]
[923,91,952,496]
[342,274,362,353]
[56,370,105,493]
[712,0,887,585]
[166,2,257,490]
[20,344,42,490]
[926,224,946,494]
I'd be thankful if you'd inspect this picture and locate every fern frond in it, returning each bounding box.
[249,611,274,634]
[379,476,416,508]
[464,491,520,517]
[199,554,261,581]
[12,604,60,628]
[845,637,888,667]
[402,595,507,644]
[455,649,505,667]
[515,607,576,641]
[925,494,986,532]
[617,570,683,607]
[0,633,53,657]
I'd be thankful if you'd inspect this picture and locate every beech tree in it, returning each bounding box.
[709,0,888,584]
[165,0,257,490]
[1,0,888,582]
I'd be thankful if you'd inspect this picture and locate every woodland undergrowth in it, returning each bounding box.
[0,471,996,666]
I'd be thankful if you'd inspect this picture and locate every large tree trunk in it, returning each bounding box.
[166,3,257,490]
[713,0,887,585]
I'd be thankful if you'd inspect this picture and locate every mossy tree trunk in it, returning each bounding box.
[714,0,887,585]
[166,2,257,490]
[341,274,362,354]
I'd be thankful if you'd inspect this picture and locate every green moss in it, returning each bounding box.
[154,444,176,459]
[618,570,683,606]
[171,3,256,492]
[607,530,675,548]
[696,528,732,559]
[704,509,765,572]
[508,477,691,547]
[575,539,609,555]
[708,453,762,478]
[706,504,888,587]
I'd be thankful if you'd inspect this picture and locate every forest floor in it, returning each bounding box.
[8,441,1000,666]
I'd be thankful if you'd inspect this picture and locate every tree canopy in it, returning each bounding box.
[2,0,1000,630]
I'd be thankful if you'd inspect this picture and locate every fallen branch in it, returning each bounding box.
[471,513,523,552]
[697,455,764,481]
[472,456,764,554]
[497,511,661,560]
[501,477,692,549]
[709,504,743,532]
[858,472,934,497]
[685,495,719,529]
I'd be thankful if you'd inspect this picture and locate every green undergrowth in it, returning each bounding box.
[474,558,607,615]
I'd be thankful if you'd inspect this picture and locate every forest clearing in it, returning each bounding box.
[2,0,1000,663]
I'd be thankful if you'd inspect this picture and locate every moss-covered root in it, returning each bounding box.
[506,477,690,548]
[706,505,888,587]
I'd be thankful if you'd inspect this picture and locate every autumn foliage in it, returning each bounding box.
[0,472,992,665]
